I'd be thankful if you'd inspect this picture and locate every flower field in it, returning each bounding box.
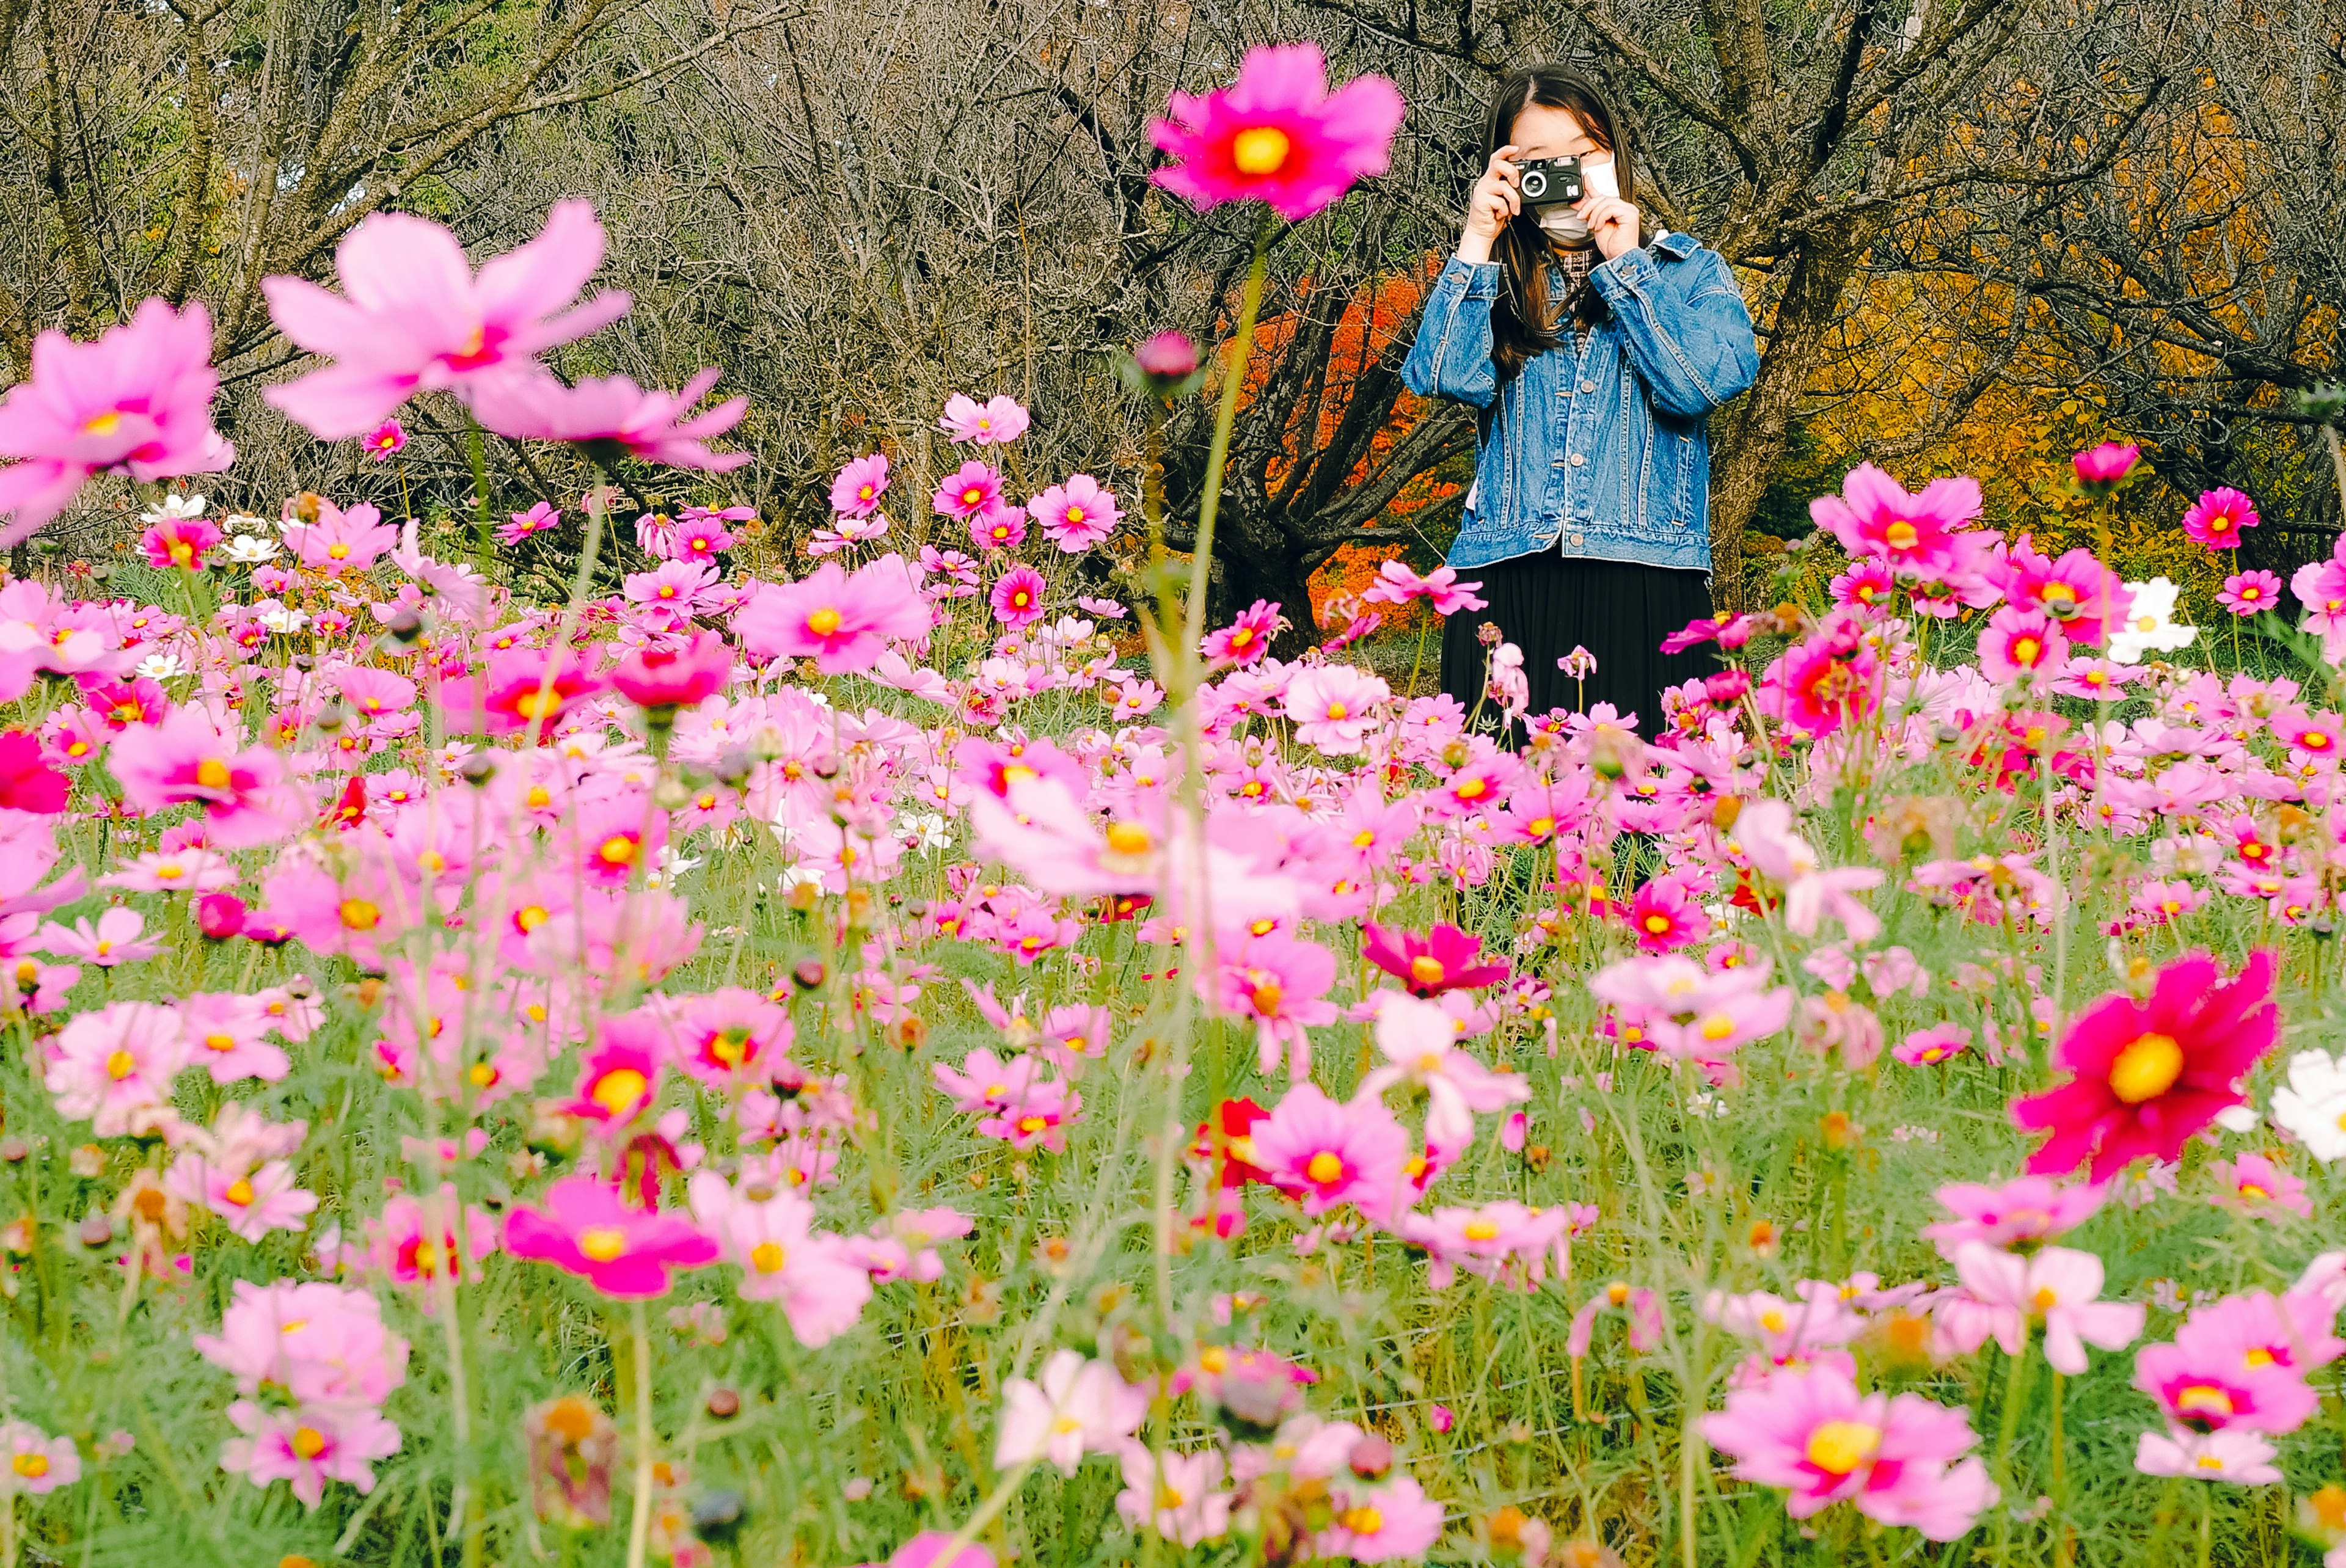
[0,38,2344,1568]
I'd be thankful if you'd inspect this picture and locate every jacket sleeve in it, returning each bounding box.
[1588,233,1759,419]
[1401,256,1502,411]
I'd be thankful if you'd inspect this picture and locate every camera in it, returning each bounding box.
[1516,156,1583,208]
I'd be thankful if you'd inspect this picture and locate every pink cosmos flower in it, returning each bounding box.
[0,1422,80,1493]
[1735,799,1885,943]
[1031,475,1120,550]
[1699,1366,1998,1540]
[1150,43,1406,221]
[1977,604,2068,684]
[563,1023,665,1132]
[2207,1153,2313,1219]
[1361,922,1508,996]
[286,498,400,574]
[221,1400,402,1509]
[470,368,750,470]
[1202,599,1284,666]
[360,418,406,459]
[261,199,630,440]
[140,515,221,572]
[2135,1338,2317,1437]
[1627,875,1710,952]
[2050,655,2141,701]
[1249,1082,1411,1221]
[1893,1023,1971,1067]
[1923,1176,2106,1255]
[2133,1427,2281,1484]
[1809,462,1982,578]
[1358,991,1529,1150]
[2175,1289,2344,1391]
[831,453,890,517]
[0,297,235,542]
[108,709,297,848]
[35,906,159,968]
[1317,1473,1446,1562]
[434,647,605,737]
[969,503,1028,552]
[995,1349,1148,1475]
[2180,486,2258,549]
[1989,534,2130,646]
[2072,440,2141,489]
[1394,1200,1569,1290]
[990,564,1050,629]
[1588,954,1794,1061]
[1116,1446,1234,1547]
[1359,560,1488,616]
[1214,930,1340,1078]
[1940,1243,2144,1373]
[1756,618,1877,738]
[499,500,562,545]
[1282,664,1390,754]
[2219,569,2282,616]
[192,1279,410,1406]
[940,393,1029,445]
[612,630,733,716]
[868,1536,995,1568]
[368,1188,499,1289]
[2011,949,2278,1180]
[933,459,1004,521]
[733,554,931,674]
[1569,1282,1665,1357]
[46,1000,188,1135]
[503,1176,718,1299]
[685,1170,872,1346]
[174,994,290,1085]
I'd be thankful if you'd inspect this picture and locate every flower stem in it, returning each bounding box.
[466,413,494,578]
[1178,210,1276,672]
[626,1298,655,1568]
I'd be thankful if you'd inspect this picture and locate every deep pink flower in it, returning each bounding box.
[108,709,297,848]
[360,418,406,460]
[1698,1366,1997,1540]
[140,516,222,572]
[1809,463,1982,578]
[1213,930,1340,1078]
[1976,604,2067,684]
[434,648,605,736]
[611,630,732,716]
[1201,599,1283,665]
[1989,534,2130,646]
[933,460,1003,520]
[1627,875,1711,953]
[989,564,1049,629]
[262,200,630,440]
[2072,441,2141,489]
[470,368,748,470]
[0,730,68,813]
[2181,486,2257,549]
[2219,569,2282,616]
[1133,331,1199,382]
[939,393,1029,445]
[2010,949,2279,1180]
[503,1176,717,1299]
[1248,1082,1410,1221]
[0,297,235,542]
[2135,1335,2317,1437]
[1757,618,1877,739]
[1150,43,1405,221]
[1362,922,1508,997]
[1359,560,1488,616]
[733,554,930,674]
[1031,475,1120,551]
[499,500,562,545]
[831,452,891,517]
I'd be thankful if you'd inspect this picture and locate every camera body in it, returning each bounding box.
[1516,156,1583,209]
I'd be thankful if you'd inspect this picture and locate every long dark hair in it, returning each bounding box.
[1483,66,1636,381]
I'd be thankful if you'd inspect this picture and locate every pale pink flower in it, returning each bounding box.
[101,847,238,894]
[1941,1243,2144,1373]
[1358,991,1529,1149]
[108,709,298,848]
[285,498,400,574]
[1736,798,1885,943]
[1923,1175,2106,1255]
[2133,1426,2281,1484]
[470,368,750,470]
[1317,1473,1446,1562]
[35,906,159,968]
[0,297,234,542]
[45,1000,188,1134]
[1587,954,1794,1060]
[261,200,630,440]
[734,554,932,674]
[1282,664,1389,754]
[1211,930,1340,1079]
[2208,1152,2313,1219]
[0,1421,79,1493]
[687,1170,872,1346]
[993,1349,1147,1475]
[1698,1366,1998,1540]
[939,393,1029,445]
[193,1279,411,1406]
[1359,559,1487,615]
[221,1400,402,1508]
[180,992,291,1083]
[1116,1446,1233,1547]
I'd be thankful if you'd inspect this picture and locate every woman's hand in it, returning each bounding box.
[1456,146,1522,265]
[1579,194,1643,262]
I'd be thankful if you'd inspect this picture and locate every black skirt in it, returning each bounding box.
[1439,551,1716,731]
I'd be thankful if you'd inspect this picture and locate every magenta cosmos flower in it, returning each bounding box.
[360,418,406,460]
[1248,1082,1410,1221]
[261,199,630,440]
[989,564,1049,629]
[611,630,732,717]
[733,554,930,674]
[0,297,234,542]
[2010,949,2278,1181]
[470,368,748,470]
[1361,921,1508,996]
[139,516,222,572]
[2072,440,2141,489]
[932,459,1003,521]
[2181,486,2257,549]
[1808,462,1982,580]
[1359,560,1488,616]
[1150,43,1405,221]
[108,709,297,848]
[830,452,890,517]
[1700,1366,1997,1541]
[2219,569,2282,616]
[1030,474,1120,551]
[503,1176,717,1299]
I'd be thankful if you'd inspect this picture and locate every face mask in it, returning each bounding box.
[1581,156,1620,200]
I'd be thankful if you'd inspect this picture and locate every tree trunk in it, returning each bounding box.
[1709,225,1877,608]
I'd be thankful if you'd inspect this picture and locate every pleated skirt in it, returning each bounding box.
[1439,551,1716,732]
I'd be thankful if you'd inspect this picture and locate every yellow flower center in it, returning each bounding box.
[1883,520,1918,550]
[11,1454,48,1478]
[1106,822,1152,856]
[340,899,381,931]
[1232,126,1292,175]
[2108,1031,2183,1104]
[1306,1151,1344,1184]
[1464,1219,1501,1241]
[196,757,233,790]
[1409,955,1445,987]
[1340,1506,1383,1536]
[85,410,122,436]
[579,1227,629,1262]
[204,1033,236,1053]
[1250,982,1283,1016]
[104,1050,137,1081]
[327,543,351,560]
[591,1068,648,1117]
[1803,1420,1882,1476]
[750,1240,787,1274]
[225,1178,255,1206]
[807,607,843,636]
[291,1428,327,1460]
[597,834,638,866]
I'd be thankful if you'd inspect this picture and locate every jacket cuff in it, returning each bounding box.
[1590,246,1661,299]
[1438,255,1504,301]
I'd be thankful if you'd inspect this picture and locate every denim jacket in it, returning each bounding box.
[1401,232,1759,573]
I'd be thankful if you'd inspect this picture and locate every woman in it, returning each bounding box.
[1401,65,1759,732]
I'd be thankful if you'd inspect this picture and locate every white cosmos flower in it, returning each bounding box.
[133,653,188,680]
[257,605,309,634]
[222,534,281,564]
[2270,1049,2346,1162]
[2107,577,2198,663]
[222,512,271,533]
[897,812,949,850]
[139,494,206,525]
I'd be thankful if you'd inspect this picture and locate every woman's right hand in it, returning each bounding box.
[1456,145,1521,264]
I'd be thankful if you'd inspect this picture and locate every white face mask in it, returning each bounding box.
[1580,155,1620,200]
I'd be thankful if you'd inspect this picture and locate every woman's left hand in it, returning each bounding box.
[1577,195,1643,261]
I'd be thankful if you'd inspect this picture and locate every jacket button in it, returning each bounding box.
[1567,453,1585,467]
[1571,533,1585,545]
[1579,380,1596,393]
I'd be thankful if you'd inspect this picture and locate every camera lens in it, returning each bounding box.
[1521,168,1546,200]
